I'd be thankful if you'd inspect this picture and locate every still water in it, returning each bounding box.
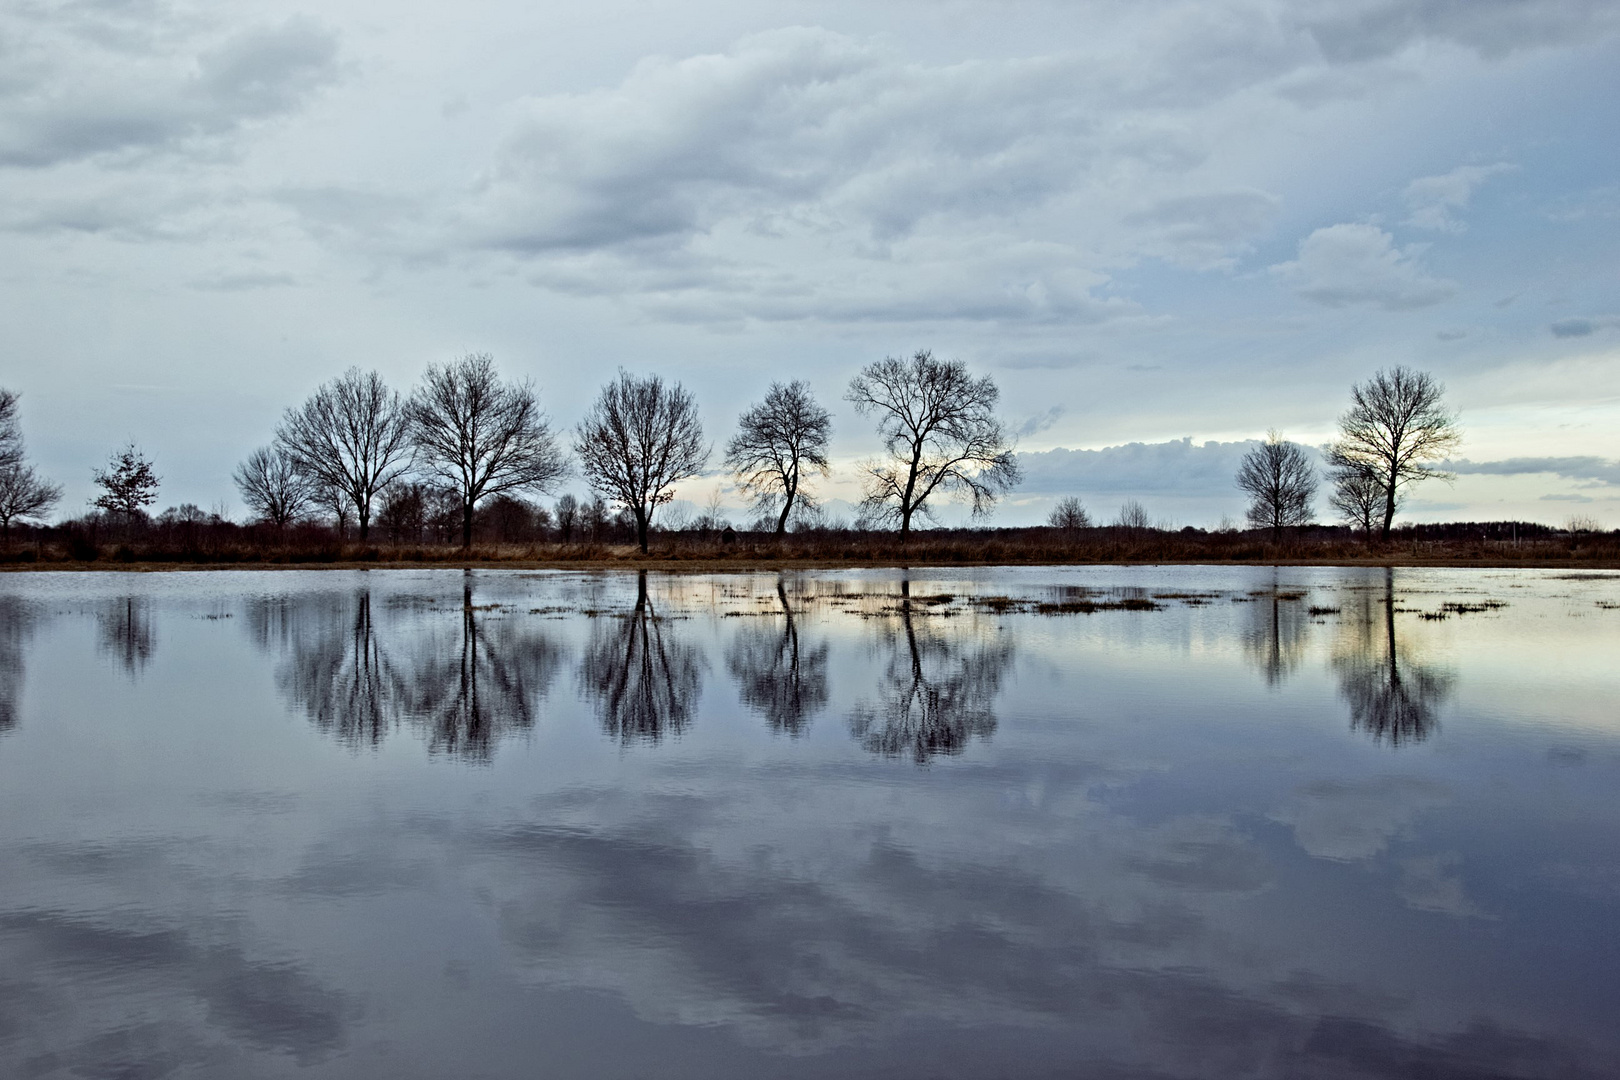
[1,566,1617,1078]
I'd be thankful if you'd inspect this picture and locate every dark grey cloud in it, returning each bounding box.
[1550,315,1620,338]
[1296,0,1620,62]
[0,15,340,168]
[1449,456,1620,486]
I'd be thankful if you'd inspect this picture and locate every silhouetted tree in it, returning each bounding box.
[725,577,828,735]
[725,380,832,534]
[277,368,414,541]
[575,371,709,553]
[1115,499,1150,531]
[0,391,61,538]
[234,445,316,529]
[1236,431,1317,540]
[1328,367,1461,540]
[409,353,567,547]
[92,443,160,521]
[1047,496,1091,530]
[578,571,704,742]
[376,482,427,544]
[846,350,1019,538]
[554,494,579,542]
[1327,458,1385,534]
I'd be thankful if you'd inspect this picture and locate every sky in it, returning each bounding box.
[1,0,1617,528]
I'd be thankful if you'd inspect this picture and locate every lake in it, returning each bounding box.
[1,566,1617,1079]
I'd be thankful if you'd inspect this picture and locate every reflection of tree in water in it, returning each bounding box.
[246,580,562,759]
[1242,577,1310,686]
[0,596,42,732]
[849,580,1013,763]
[97,596,155,678]
[1332,570,1454,746]
[397,582,564,760]
[578,571,705,744]
[725,577,827,736]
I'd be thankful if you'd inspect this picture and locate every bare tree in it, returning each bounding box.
[0,390,60,538]
[1047,496,1091,530]
[1115,499,1150,531]
[0,465,60,539]
[725,380,832,534]
[554,494,579,541]
[277,368,414,542]
[575,371,709,553]
[409,353,567,547]
[234,445,316,529]
[845,350,1020,538]
[92,443,160,520]
[1327,456,1385,534]
[1236,431,1317,540]
[1328,367,1461,540]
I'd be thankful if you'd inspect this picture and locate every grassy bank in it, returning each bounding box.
[3,525,1617,571]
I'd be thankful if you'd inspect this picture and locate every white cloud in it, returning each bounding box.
[1402,162,1514,232]
[1271,223,1454,309]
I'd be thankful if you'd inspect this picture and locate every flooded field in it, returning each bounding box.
[1,566,1617,1079]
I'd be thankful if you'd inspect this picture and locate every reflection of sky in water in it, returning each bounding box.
[0,567,1617,1078]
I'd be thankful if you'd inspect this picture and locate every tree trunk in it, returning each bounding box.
[636,509,649,554]
[358,511,370,542]
[775,480,795,534]
[1380,466,1398,541]
[461,500,475,548]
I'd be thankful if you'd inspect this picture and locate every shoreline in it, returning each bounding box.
[5,556,1618,573]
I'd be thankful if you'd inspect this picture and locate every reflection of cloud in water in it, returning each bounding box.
[578,571,705,745]
[0,905,352,1073]
[1332,572,1455,745]
[725,578,827,736]
[1270,776,1452,861]
[848,582,1013,763]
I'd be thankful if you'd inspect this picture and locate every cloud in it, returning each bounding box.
[1550,315,1620,338]
[0,14,340,168]
[1402,162,1514,232]
[1270,777,1452,862]
[1122,189,1283,268]
[1271,223,1454,310]
[1544,185,1620,222]
[1016,437,1304,497]
[1017,405,1067,439]
[1449,456,1620,486]
[1295,0,1620,62]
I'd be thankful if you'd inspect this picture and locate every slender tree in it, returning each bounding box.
[554,494,579,542]
[1236,431,1317,540]
[277,368,414,542]
[574,371,709,554]
[0,390,60,538]
[92,443,160,520]
[1327,456,1385,534]
[409,353,567,547]
[234,445,316,529]
[1328,367,1461,540]
[1047,496,1091,530]
[845,350,1019,538]
[724,380,832,534]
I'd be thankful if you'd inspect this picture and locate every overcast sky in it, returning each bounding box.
[2,0,1617,527]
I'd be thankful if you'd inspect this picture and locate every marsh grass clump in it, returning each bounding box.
[1308,605,1341,616]
[1441,600,1507,615]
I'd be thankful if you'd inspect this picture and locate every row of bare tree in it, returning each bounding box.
[236,348,1021,552]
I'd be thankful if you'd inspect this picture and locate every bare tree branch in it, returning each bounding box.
[575,371,709,553]
[724,380,831,534]
[1236,431,1317,540]
[845,350,1020,538]
[409,353,567,547]
[234,445,317,529]
[1327,367,1461,540]
[276,368,414,542]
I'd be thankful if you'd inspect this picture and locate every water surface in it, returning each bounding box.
[1,566,1617,1078]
